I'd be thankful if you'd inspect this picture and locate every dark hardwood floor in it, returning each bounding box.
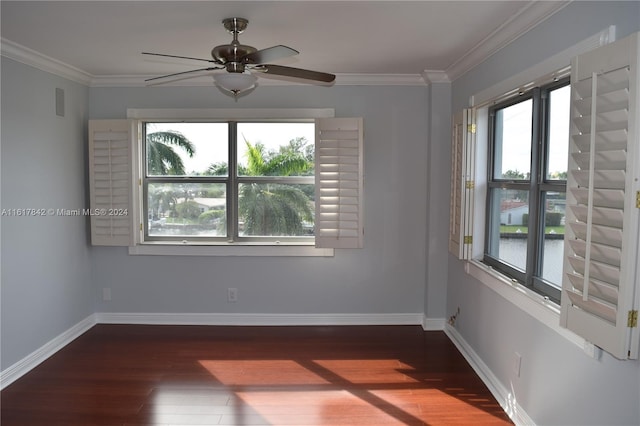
[1,325,513,425]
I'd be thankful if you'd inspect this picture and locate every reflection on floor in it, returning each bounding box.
[1,325,513,425]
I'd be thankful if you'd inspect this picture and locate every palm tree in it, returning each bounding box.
[205,162,228,176]
[239,138,314,236]
[147,131,195,175]
[147,184,177,220]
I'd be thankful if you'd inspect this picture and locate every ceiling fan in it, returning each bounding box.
[142,17,336,97]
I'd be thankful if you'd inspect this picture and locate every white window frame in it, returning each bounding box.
[89,109,364,257]
[453,27,630,355]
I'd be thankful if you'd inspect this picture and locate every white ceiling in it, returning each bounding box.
[0,1,569,85]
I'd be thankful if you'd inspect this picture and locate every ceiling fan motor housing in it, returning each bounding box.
[211,18,257,73]
[211,44,257,71]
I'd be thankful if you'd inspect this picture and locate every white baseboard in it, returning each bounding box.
[1,312,444,390]
[2,313,522,424]
[422,316,446,331]
[95,312,428,326]
[0,314,97,390]
[444,323,535,426]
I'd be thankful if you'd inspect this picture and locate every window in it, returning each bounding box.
[452,30,639,359]
[88,112,364,254]
[484,80,570,303]
[143,121,316,243]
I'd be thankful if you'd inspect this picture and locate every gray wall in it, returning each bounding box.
[89,84,434,317]
[3,2,638,424]
[1,59,92,369]
[425,82,451,320]
[449,2,640,425]
[453,1,640,112]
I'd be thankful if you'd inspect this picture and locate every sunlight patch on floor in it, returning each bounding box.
[312,359,420,384]
[199,359,330,386]
[235,389,405,425]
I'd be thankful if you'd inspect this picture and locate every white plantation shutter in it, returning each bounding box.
[449,109,476,260]
[560,32,640,359]
[88,120,134,246]
[315,117,364,249]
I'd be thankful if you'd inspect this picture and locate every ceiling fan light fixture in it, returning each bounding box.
[213,71,257,95]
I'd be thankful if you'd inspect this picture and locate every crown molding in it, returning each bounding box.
[3,2,570,89]
[422,70,450,84]
[445,0,571,82]
[90,72,429,87]
[1,39,429,87]
[334,73,427,86]
[1,38,92,85]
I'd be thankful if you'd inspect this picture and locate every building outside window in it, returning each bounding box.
[143,121,316,244]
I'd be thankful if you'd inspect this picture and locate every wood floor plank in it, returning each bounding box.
[1,325,513,425]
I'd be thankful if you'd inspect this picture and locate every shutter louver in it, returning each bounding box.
[88,120,133,246]
[560,33,640,359]
[449,109,476,260]
[315,117,364,249]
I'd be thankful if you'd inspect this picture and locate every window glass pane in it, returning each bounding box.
[487,187,528,271]
[540,191,566,287]
[147,182,226,237]
[493,99,532,180]
[237,123,315,177]
[146,122,228,176]
[546,85,570,180]
[238,183,315,237]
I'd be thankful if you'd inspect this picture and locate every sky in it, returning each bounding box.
[146,122,315,174]
[499,84,570,178]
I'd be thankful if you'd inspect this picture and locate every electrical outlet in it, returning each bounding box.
[448,307,460,327]
[227,288,238,303]
[513,352,522,377]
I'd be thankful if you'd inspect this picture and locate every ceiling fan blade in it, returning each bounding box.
[241,45,299,64]
[145,67,222,83]
[142,52,219,64]
[257,64,335,83]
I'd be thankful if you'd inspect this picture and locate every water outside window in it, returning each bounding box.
[147,182,227,237]
[488,187,529,272]
[144,121,316,239]
[489,99,533,272]
[540,85,570,287]
[490,85,569,289]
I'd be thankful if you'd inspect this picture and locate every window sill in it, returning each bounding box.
[128,242,334,257]
[464,259,584,350]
